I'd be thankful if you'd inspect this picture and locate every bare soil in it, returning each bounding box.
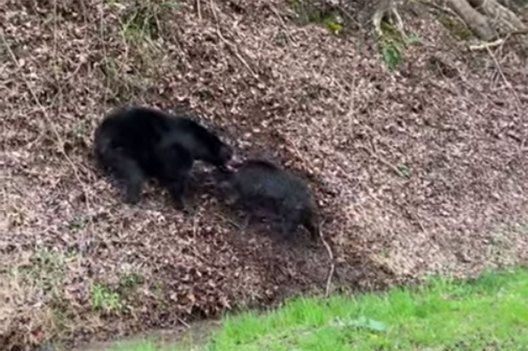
[71,320,219,351]
[1,0,527,349]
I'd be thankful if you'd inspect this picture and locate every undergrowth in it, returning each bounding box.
[287,0,344,35]
[106,267,528,351]
[378,21,422,70]
[91,283,124,314]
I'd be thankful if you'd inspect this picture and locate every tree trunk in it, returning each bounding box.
[468,0,527,34]
[446,0,497,40]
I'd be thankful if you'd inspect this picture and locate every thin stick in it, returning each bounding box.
[357,144,405,178]
[268,4,294,44]
[469,38,504,51]
[177,317,191,329]
[319,224,335,298]
[420,0,464,23]
[196,0,202,21]
[485,45,522,110]
[209,0,258,78]
[99,3,109,116]
[469,38,506,51]
[469,28,528,51]
[336,4,361,28]
[192,212,201,258]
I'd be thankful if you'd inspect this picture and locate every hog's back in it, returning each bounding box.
[234,164,312,213]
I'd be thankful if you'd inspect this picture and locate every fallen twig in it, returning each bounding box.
[469,28,528,51]
[209,0,258,78]
[484,45,522,111]
[357,144,405,178]
[196,0,202,21]
[177,317,191,329]
[268,4,295,44]
[336,4,361,29]
[420,0,464,23]
[468,38,505,51]
[319,223,335,298]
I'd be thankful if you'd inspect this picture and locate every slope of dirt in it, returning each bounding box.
[1,0,527,349]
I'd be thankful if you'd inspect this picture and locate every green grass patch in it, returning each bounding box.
[377,21,424,70]
[91,283,124,313]
[107,267,528,350]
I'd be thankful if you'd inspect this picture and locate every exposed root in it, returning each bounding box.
[196,0,202,21]
[446,0,527,40]
[469,0,527,34]
[373,1,406,38]
[467,31,526,51]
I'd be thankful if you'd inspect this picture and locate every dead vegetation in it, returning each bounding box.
[1,0,527,349]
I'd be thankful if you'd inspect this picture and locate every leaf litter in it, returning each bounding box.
[1,0,527,349]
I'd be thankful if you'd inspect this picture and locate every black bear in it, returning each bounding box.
[215,159,320,241]
[94,105,233,209]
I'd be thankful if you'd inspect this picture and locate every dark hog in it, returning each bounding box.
[94,105,233,209]
[216,159,320,241]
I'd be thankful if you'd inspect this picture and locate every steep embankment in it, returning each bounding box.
[1,0,527,348]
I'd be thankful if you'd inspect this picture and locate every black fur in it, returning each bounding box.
[94,105,232,208]
[216,159,320,241]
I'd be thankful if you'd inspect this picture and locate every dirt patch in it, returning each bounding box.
[71,319,220,351]
[1,0,527,349]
